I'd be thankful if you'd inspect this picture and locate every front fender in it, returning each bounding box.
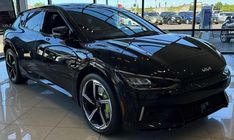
[3,38,19,57]
[72,58,128,120]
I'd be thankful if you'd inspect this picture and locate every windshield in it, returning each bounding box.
[161,12,177,17]
[225,13,234,16]
[68,8,162,40]
[148,12,158,16]
[183,12,193,16]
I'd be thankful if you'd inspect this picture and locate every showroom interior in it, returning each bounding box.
[0,0,234,139]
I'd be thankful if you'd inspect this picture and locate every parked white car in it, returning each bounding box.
[218,12,234,23]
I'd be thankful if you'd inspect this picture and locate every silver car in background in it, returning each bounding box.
[144,12,163,25]
[218,12,234,23]
[220,16,234,43]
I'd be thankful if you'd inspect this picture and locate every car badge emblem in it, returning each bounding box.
[202,66,212,72]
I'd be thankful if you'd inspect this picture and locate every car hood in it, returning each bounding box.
[96,34,225,79]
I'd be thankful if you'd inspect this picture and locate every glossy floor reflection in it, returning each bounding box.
[0,55,233,140]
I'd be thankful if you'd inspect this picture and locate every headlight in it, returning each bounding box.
[223,66,230,75]
[119,70,180,90]
[126,77,151,86]
[149,18,156,23]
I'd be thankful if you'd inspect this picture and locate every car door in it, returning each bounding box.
[19,10,45,78]
[34,10,79,92]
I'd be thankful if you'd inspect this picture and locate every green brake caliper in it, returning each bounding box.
[98,87,110,119]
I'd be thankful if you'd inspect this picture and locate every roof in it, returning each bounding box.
[55,3,123,11]
[19,3,127,16]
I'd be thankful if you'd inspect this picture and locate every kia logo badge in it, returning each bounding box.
[202,66,212,72]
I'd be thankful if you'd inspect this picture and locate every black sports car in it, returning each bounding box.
[3,4,231,134]
[160,12,182,24]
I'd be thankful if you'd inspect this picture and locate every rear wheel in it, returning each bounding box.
[79,73,121,135]
[5,49,27,84]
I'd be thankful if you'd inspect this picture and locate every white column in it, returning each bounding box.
[19,0,28,12]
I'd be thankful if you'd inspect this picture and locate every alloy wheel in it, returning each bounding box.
[81,79,112,130]
[6,52,17,81]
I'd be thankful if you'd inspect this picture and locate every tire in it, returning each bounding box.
[220,31,231,43]
[167,20,172,25]
[5,49,28,84]
[79,73,121,135]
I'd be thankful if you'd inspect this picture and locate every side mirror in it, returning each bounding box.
[52,26,69,39]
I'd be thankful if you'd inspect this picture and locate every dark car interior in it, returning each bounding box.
[42,11,67,35]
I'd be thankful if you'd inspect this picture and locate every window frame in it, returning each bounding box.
[41,10,68,36]
[41,8,77,39]
[21,9,45,32]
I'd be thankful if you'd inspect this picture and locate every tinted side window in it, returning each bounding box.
[42,11,67,35]
[25,11,44,32]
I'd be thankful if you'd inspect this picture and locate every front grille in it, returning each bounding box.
[182,71,221,83]
[179,71,228,94]
[140,92,227,126]
[194,79,227,91]
[182,93,227,122]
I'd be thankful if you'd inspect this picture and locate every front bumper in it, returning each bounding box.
[120,71,230,129]
[155,20,163,25]
[136,92,228,129]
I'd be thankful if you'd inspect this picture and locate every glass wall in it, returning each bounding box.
[0,0,16,56]
[143,0,195,37]
[108,0,142,16]
[194,1,234,30]
[96,0,107,5]
[27,0,48,9]
[1,0,234,53]
[52,0,93,4]
[194,0,234,53]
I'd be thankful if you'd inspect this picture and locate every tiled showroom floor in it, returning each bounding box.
[0,55,233,140]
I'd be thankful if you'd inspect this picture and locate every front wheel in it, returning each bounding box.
[79,73,121,135]
[5,49,27,84]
